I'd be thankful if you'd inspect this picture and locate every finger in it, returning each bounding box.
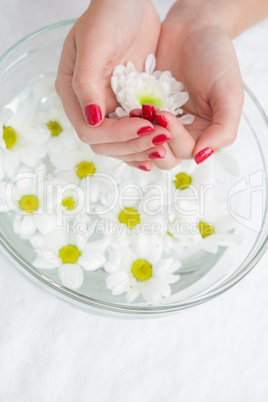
[126,160,153,171]
[112,145,167,162]
[54,79,156,145]
[72,43,106,127]
[193,87,244,164]
[142,104,159,123]
[130,109,142,118]
[90,125,171,156]
[155,111,196,159]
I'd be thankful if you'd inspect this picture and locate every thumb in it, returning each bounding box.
[72,36,108,127]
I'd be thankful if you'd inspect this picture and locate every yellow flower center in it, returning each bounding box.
[137,92,162,108]
[2,126,17,148]
[174,172,192,190]
[59,245,81,264]
[47,120,63,136]
[132,259,152,281]
[118,207,140,229]
[62,196,76,210]
[198,221,215,239]
[76,161,96,178]
[19,195,39,213]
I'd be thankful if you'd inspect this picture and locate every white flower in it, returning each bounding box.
[0,104,47,177]
[35,106,78,155]
[111,54,194,124]
[169,159,215,217]
[50,143,120,204]
[193,199,240,254]
[105,234,181,304]
[8,165,56,239]
[30,229,109,290]
[160,213,198,256]
[99,181,168,243]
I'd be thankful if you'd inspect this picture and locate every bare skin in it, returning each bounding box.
[56,0,268,171]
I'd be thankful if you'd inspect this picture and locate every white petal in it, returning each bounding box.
[126,288,140,303]
[13,215,36,239]
[35,214,57,234]
[178,114,195,125]
[58,264,84,290]
[201,236,219,254]
[33,257,58,269]
[79,252,106,271]
[141,281,162,304]
[106,271,129,293]
[145,54,156,75]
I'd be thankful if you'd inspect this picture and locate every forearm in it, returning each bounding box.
[211,0,268,37]
[169,0,268,38]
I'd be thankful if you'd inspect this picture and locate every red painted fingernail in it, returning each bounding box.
[138,165,150,171]
[155,114,168,128]
[195,148,214,164]
[137,126,154,136]
[142,104,155,123]
[148,151,165,160]
[152,134,171,145]
[130,110,142,118]
[84,104,102,126]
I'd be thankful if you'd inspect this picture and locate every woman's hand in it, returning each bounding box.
[152,0,244,169]
[56,0,171,168]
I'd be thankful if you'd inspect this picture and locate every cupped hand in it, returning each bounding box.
[153,0,244,169]
[55,0,169,163]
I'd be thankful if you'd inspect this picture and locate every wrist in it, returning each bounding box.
[171,0,268,38]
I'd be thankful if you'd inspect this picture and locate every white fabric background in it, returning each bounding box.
[1,1,268,401]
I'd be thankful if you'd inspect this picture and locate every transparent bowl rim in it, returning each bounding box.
[0,20,268,317]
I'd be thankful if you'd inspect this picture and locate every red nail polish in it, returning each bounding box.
[155,114,168,128]
[137,126,154,136]
[142,104,155,123]
[152,134,171,145]
[195,148,214,164]
[148,151,165,160]
[138,165,150,171]
[130,110,142,118]
[84,104,102,126]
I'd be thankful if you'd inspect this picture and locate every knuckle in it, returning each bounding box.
[224,130,237,147]
[72,71,93,92]
[90,144,102,155]
[77,130,91,144]
[129,139,144,154]
[160,159,180,170]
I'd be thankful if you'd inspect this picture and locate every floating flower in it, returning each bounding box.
[50,143,120,204]
[8,166,56,239]
[30,229,109,290]
[105,234,181,304]
[161,213,197,256]
[0,105,47,177]
[36,106,78,155]
[111,54,194,124]
[193,199,240,254]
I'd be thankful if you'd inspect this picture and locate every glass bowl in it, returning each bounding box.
[1,20,268,318]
